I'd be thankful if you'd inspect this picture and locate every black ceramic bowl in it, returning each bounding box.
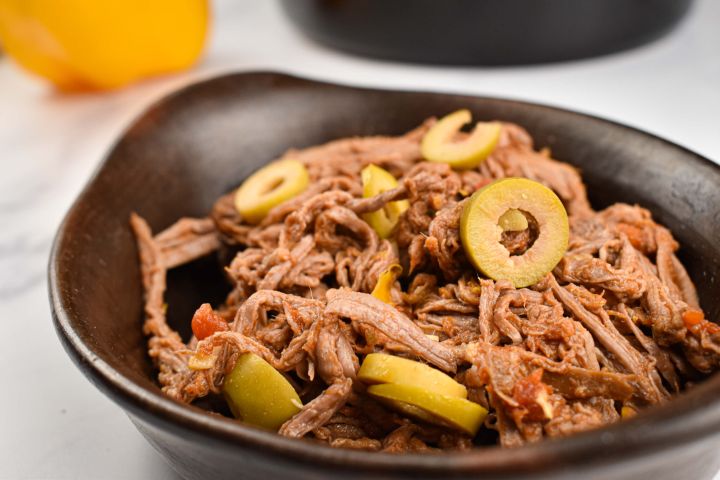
[50,72,720,480]
[279,0,695,65]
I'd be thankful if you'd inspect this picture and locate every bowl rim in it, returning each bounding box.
[49,70,720,475]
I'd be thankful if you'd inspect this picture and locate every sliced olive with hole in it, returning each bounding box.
[234,158,309,224]
[421,109,501,169]
[361,164,410,238]
[367,383,487,435]
[223,353,303,430]
[378,396,448,427]
[358,353,467,398]
[460,177,569,288]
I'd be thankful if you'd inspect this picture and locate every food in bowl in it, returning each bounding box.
[130,110,719,452]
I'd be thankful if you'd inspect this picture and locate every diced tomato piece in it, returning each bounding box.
[512,369,554,421]
[191,303,228,340]
[616,224,649,252]
[683,309,720,336]
[683,309,704,330]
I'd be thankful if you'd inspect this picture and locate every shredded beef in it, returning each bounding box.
[131,117,718,451]
[325,289,456,373]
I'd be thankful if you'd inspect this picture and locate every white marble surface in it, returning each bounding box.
[1,1,719,478]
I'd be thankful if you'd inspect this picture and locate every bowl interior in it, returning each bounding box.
[50,72,720,473]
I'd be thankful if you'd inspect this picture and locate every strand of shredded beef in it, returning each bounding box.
[131,118,720,452]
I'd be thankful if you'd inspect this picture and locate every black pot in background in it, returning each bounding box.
[279,0,694,65]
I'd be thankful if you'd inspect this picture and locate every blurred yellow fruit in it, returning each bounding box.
[0,0,209,90]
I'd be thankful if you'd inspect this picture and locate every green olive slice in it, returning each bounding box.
[234,158,309,224]
[358,353,467,398]
[223,353,303,430]
[421,109,501,169]
[361,164,410,238]
[367,383,487,435]
[460,178,569,288]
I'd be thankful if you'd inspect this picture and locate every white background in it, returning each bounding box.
[1,1,719,478]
